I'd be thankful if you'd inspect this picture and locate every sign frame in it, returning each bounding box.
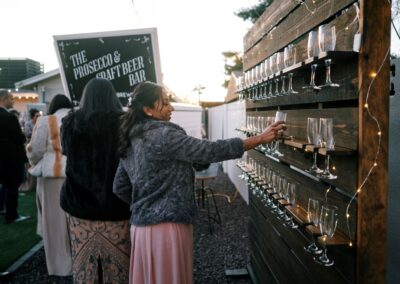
[53,28,162,104]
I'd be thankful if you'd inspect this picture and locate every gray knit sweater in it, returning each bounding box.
[112,119,244,226]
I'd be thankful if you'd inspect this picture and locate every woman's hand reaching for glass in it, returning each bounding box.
[243,121,286,151]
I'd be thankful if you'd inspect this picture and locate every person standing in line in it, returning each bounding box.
[113,81,285,284]
[27,94,73,276]
[0,89,30,223]
[60,78,131,284]
[24,108,41,192]
[24,108,40,142]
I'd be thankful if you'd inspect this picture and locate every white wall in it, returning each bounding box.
[170,102,202,139]
[208,100,248,203]
[388,58,400,284]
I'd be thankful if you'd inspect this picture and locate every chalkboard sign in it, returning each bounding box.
[54,28,162,105]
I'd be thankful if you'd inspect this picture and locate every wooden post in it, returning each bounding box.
[357,0,390,283]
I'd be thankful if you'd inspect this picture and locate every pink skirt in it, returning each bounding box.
[130,222,193,284]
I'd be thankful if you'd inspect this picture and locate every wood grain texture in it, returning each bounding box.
[244,0,358,70]
[356,0,390,283]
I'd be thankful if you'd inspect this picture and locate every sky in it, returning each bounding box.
[0,0,258,102]
[1,1,399,103]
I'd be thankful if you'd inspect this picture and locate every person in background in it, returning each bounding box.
[113,81,285,284]
[60,78,131,283]
[23,108,41,192]
[9,108,20,119]
[27,94,73,276]
[0,89,30,224]
[24,108,40,142]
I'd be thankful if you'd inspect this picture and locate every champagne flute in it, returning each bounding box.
[264,116,275,155]
[317,25,340,88]
[277,52,286,96]
[303,30,321,91]
[274,175,287,216]
[284,180,299,228]
[306,118,323,173]
[269,171,280,209]
[304,198,323,254]
[319,118,337,179]
[284,44,298,95]
[307,30,318,59]
[271,111,287,157]
[314,205,338,266]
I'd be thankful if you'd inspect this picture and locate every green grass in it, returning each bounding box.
[0,190,42,271]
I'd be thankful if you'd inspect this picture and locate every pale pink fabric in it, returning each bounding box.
[130,222,193,284]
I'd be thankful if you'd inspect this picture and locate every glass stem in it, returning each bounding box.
[310,64,317,87]
[281,76,286,95]
[312,151,318,168]
[288,73,293,92]
[268,82,273,98]
[274,79,280,96]
[325,59,332,84]
[325,154,331,174]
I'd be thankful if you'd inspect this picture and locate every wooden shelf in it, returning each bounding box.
[304,144,356,156]
[318,146,356,156]
[284,138,308,149]
[278,199,290,206]
[286,205,309,225]
[316,230,351,247]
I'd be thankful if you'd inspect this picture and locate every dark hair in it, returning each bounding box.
[29,108,40,119]
[79,78,122,120]
[118,81,163,158]
[48,94,72,115]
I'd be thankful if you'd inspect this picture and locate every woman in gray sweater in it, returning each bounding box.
[113,81,284,284]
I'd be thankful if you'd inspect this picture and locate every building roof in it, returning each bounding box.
[14,69,60,88]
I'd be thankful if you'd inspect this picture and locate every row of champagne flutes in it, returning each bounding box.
[236,156,339,267]
[236,156,299,229]
[243,111,287,157]
[305,197,338,267]
[306,117,337,180]
[236,23,340,101]
[236,44,298,102]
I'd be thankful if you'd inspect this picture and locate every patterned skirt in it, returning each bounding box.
[66,215,131,284]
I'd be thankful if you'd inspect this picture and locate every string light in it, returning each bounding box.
[345,35,390,247]
[293,0,317,14]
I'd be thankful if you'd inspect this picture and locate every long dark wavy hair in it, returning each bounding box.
[48,94,72,115]
[118,81,163,158]
[79,78,122,120]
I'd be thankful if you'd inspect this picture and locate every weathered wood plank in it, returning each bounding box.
[243,0,299,51]
[356,0,390,283]
[244,0,358,70]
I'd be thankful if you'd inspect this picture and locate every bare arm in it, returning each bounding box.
[243,121,286,151]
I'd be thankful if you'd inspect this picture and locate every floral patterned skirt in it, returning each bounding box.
[66,215,131,284]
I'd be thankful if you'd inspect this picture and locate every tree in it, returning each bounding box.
[222,51,243,88]
[221,1,272,89]
[234,0,273,24]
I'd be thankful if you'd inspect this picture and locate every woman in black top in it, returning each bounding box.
[61,78,131,284]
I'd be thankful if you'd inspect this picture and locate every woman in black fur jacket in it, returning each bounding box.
[60,78,131,284]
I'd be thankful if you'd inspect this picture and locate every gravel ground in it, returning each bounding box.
[0,166,251,284]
